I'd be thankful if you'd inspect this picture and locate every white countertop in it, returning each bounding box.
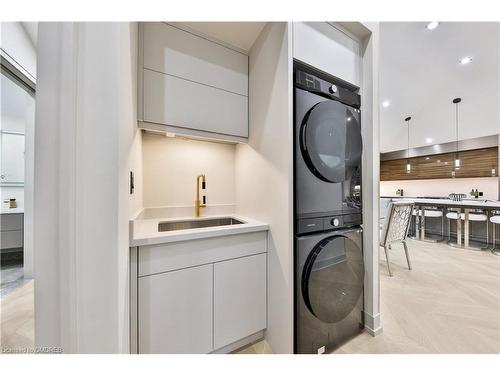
[130,214,269,247]
[0,207,24,214]
[392,197,500,208]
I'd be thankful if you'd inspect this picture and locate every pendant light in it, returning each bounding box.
[404,116,412,173]
[453,98,462,171]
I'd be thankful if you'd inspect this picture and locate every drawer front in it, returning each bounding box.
[143,22,248,96]
[1,230,23,249]
[0,213,23,231]
[143,69,248,138]
[138,231,267,277]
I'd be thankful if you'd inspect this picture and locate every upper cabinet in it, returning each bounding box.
[138,23,249,142]
[293,22,361,87]
[380,147,499,181]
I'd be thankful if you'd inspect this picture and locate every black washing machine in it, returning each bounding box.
[295,220,364,354]
[293,61,364,354]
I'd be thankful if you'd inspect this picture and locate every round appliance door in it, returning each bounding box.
[300,100,362,183]
[301,232,364,324]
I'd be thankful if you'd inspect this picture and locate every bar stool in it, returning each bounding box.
[446,209,489,249]
[490,214,500,256]
[412,207,444,241]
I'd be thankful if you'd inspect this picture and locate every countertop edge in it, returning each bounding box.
[130,222,269,247]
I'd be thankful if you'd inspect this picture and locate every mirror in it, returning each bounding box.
[0,69,35,187]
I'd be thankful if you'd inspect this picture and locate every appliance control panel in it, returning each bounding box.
[296,213,362,235]
[295,68,361,108]
[323,216,343,230]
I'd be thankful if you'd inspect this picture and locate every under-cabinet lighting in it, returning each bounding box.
[165,132,176,138]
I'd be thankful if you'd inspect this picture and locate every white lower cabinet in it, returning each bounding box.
[138,264,213,354]
[214,253,267,349]
[133,231,268,353]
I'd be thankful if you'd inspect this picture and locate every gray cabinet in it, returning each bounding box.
[138,22,249,141]
[214,253,267,349]
[138,264,213,354]
[0,213,23,250]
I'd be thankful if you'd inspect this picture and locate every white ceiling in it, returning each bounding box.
[380,22,500,153]
[179,22,266,52]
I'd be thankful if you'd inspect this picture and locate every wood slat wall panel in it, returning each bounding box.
[380,147,498,181]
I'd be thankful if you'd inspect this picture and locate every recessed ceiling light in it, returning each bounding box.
[426,22,440,30]
[459,56,473,65]
[382,100,390,108]
[426,138,433,144]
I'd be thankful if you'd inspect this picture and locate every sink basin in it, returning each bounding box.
[158,217,245,232]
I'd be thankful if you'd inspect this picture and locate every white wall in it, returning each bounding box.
[235,22,293,354]
[380,177,498,200]
[359,22,382,336]
[34,22,139,353]
[142,133,235,209]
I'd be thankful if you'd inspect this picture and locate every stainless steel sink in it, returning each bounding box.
[158,217,245,232]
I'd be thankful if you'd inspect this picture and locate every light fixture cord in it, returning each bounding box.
[407,119,410,159]
[455,102,459,153]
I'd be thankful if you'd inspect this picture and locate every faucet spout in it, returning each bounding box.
[195,174,206,217]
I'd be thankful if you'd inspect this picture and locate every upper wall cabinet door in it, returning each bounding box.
[143,69,248,137]
[139,23,249,140]
[293,22,361,87]
[143,23,248,96]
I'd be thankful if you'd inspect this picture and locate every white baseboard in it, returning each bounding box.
[363,311,383,336]
[210,330,265,354]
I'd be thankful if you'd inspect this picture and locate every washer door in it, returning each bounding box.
[302,233,364,324]
[300,100,362,183]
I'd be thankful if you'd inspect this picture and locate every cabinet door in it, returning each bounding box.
[293,22,361,86]
[213,253,267,350]
[143,69,248,138]
[143,23,248,96]
[138,264,213,353]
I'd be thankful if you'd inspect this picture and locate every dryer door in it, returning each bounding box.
[300,100,362,183]
[301,228,364,324]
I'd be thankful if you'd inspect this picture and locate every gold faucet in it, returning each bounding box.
[195,174,206,217]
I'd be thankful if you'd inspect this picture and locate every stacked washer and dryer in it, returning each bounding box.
[294,61,365,354]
